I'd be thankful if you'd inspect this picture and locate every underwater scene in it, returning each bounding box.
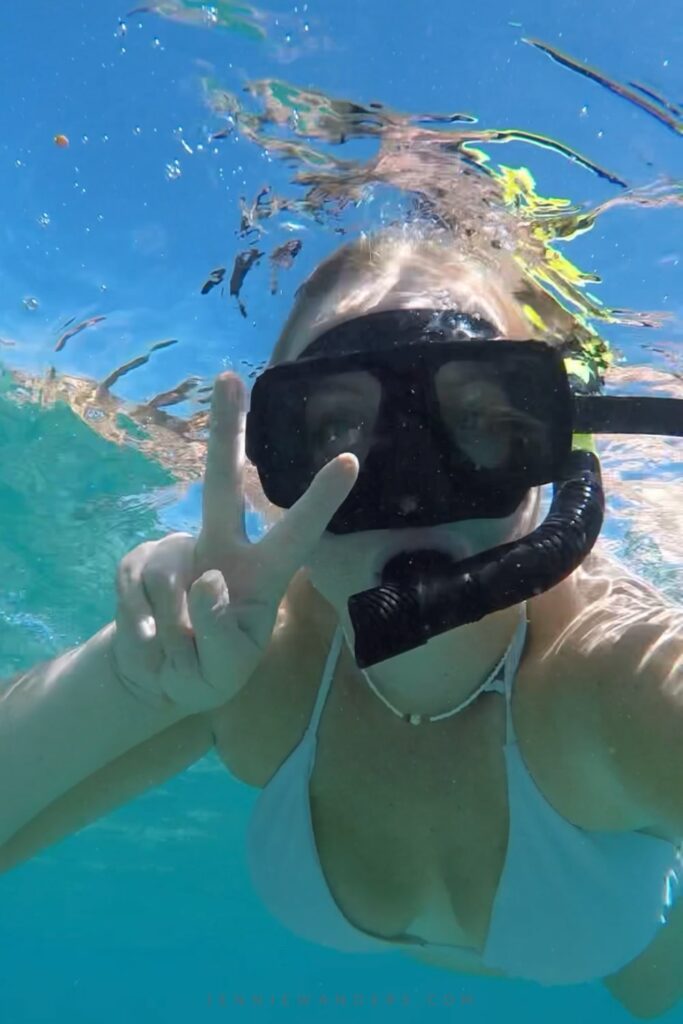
[0,1,682,1022]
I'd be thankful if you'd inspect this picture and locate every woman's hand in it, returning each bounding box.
[112,372,358,713]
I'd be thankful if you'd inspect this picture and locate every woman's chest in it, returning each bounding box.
[308,688,513,950]
[303,642,647,953]
[222,640,638,949]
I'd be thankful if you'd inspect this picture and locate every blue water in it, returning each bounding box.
[1,1,682,1021]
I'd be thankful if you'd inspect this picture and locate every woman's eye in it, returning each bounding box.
[316,419,365,448]
[457,409,483,431]
[442,406,487,436]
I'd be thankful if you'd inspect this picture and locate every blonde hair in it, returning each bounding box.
[271,227,584,364]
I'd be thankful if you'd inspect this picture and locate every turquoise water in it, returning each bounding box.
[1,1,682,1021]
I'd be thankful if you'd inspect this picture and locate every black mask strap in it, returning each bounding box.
[298,308,500,359]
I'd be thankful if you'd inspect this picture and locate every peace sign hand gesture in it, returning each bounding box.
[112,373,358,713]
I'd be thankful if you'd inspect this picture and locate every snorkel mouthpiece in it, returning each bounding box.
[381,549,460,585]
[348,450,604,668]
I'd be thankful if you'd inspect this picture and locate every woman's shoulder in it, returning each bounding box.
[516,546,681,830]
[524,545,678,680]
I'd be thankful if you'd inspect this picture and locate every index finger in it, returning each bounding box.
[258,452,359,592]
[199,373,246,555]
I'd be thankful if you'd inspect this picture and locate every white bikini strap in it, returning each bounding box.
[359,604,528,727]
[307,626,344,736]
[307,607,528,736]
[502,610,529,744]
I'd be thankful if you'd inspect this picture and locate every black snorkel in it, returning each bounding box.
[348,393,681,668]
[245,300,682,670]
[348,447,603,667]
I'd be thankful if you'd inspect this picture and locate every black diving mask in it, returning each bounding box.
[247,309,573,533]
[246,308,682,667]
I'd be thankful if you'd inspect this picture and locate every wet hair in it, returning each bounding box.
[270,227,586,365]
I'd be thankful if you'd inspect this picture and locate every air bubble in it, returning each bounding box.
[23,296,39,311]
[165,161,182,180]
[37,212,51,228]
[133,126,142,136]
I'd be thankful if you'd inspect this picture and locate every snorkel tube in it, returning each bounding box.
[348,441,604,668]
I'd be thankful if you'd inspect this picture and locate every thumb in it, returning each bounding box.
[188,568,272,692]
[188,570,230,630]
[187,569,251,695]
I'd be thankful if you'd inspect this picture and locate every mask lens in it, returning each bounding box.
[304,370,381,471]
[435,360,550,473]
[247,333,568,523]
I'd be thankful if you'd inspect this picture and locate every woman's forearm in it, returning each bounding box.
[0,623,185,847]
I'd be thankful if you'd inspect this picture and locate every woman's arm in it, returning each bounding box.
[597,606,683,837]
[0,622,203,853]
[0,710,212,872]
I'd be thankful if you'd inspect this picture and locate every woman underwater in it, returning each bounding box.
[1,229,682,1018]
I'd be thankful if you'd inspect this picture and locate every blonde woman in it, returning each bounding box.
[1,233,682,1019]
